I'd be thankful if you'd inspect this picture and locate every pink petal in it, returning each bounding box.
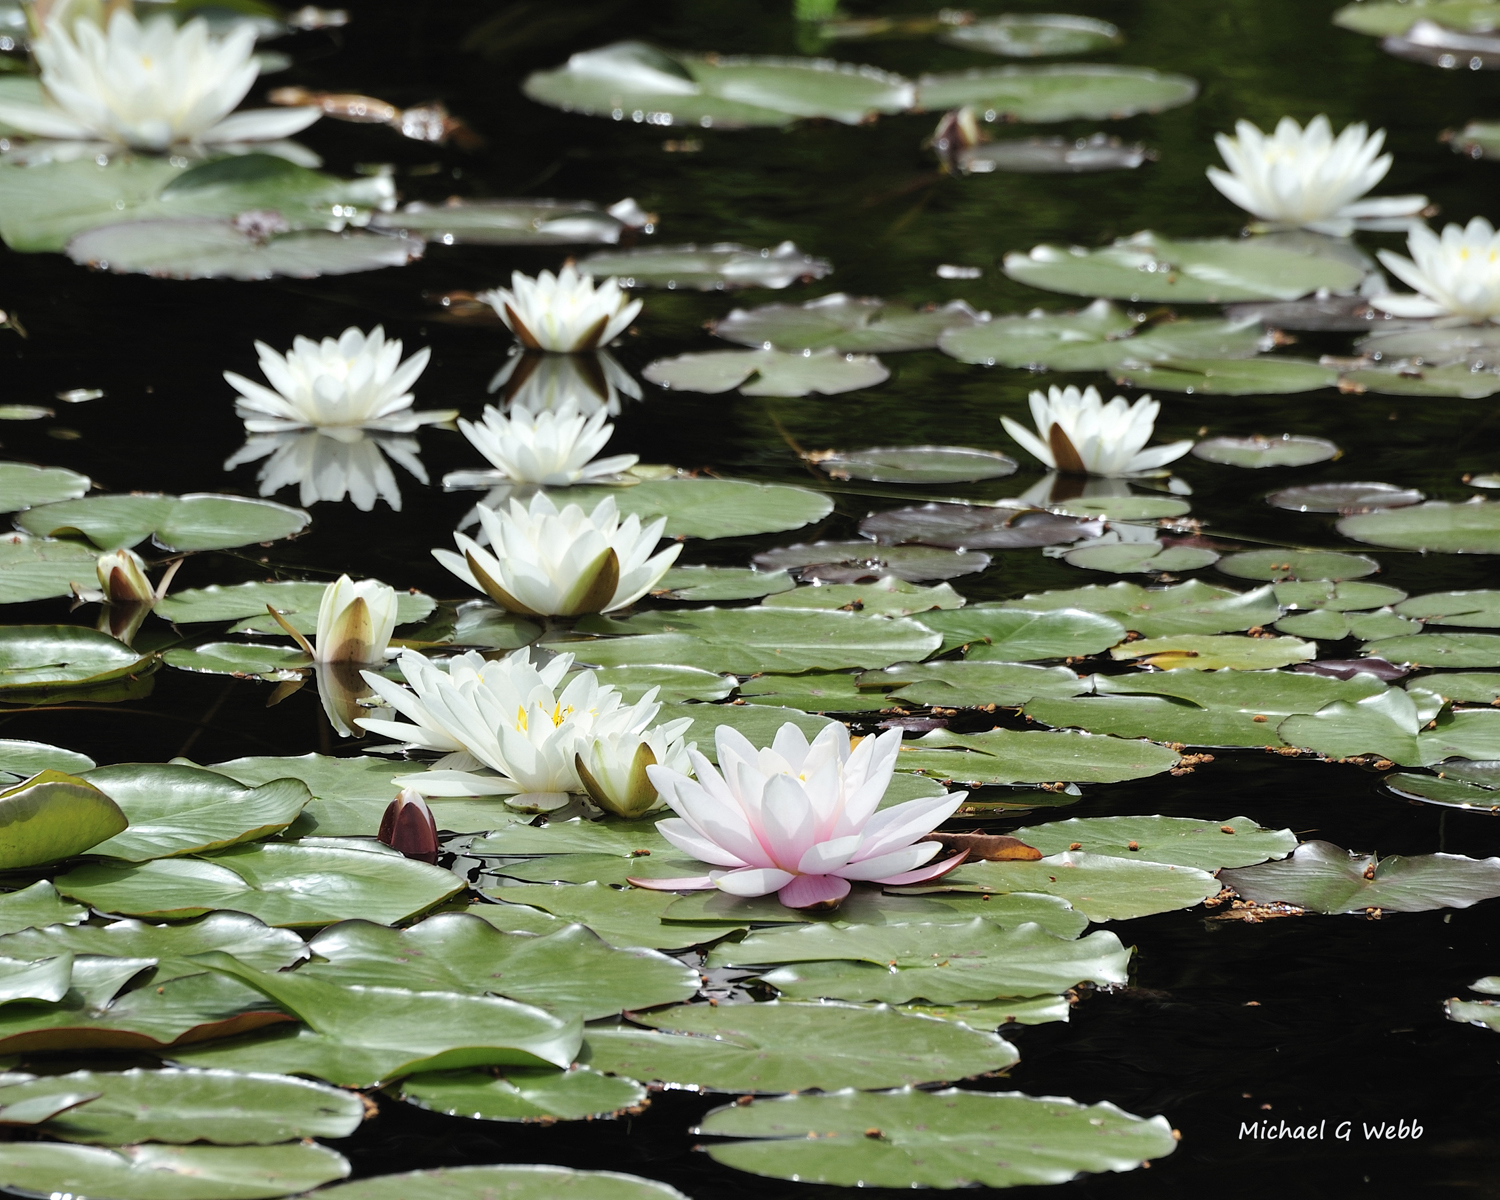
[756,773,817,869]
[837,841,941,882]
[875,850,970,887]
[797,833,862,876]
[654,820,748,869]
[716,866,796,897]
[778,873,852,910]
[627,874,718,891]
[853,790,967,861]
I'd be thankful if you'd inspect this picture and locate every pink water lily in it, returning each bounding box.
[630,722,968,910]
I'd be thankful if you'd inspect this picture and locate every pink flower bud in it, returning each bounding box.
[378,787,438,863]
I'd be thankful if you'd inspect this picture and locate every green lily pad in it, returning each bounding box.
[809,445,1018,484]
[298,915,698,1020]
[369,198,644,245]
[1448,997,1500,1032]
[580,241,831,290]
[899,995,1071,1026]
[737,671,901,712]
[21,1067,363,1145]
[905,852,1220,921]
[697,1087,1176,1188]
[0,536,111,604]
[1334,0,1500,35]
[161,643,312,682]
[915,64,1196,121]
[0,954,73,1005]
[1003,580,1280,636]
[1003,231,1368,304]
[311,1165,689,1200]
[1396,590,1500,627]
[588,664,733,704]
[1112,357,1339,395]
[1192,435,1340,468]
[397,1067,646,1123]
[448,605,543,650]
[0,881,87,934]
[471,817,676,859]
[869,660,1086,709]
[0,626,154,696]
[1064,540,1219,574]
[940,14,1124,55]
[1268,484,1424,515]
[1275,580,1409,611]
[483,883,742,950]
[1221,840,1500,913]
[714,295,980,353]
[751,540,990,582]
[1011,815,1295,870]
[54,842,463,927]
[155,580,433,635]
[917,605,1123,659]
[1384,772,1500,811]
[81,765,309,862]
[571,607,940,674]
[1362,633,1500,668]
[1044,496,1192,521]
[0,739,96,784]
[0,1078,100,1126]
[899,727,1181,785]
[1339,501,1500,554]
[761,578,964,616]
[1275,689,1475,765]
[1027,694,1287,747]
[1110,633,1317,670]
[582,1001,1017,1092]
[0,461,91,513]
[0,1141,349,1200]
[554,478,832,540]
[1341,362,1500,399]
[643,348,888,397]
[659,566,795,602]
[16,493,310,553]
[1408,672,1500,702]
[1217,549,1380,582]
[0,770,127,870]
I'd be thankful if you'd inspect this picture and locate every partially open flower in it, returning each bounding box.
[575,724,693,819]
[1002,385,1192,477]
[480,266,642,353]
[312,575,398,664]
[630,722,969,910]
[433,492,680,618]
[457,401,638,486]
[1207,115,1427,237]
[225,327,454,436]
[0,10,320,151]
[94,548,158,606]
[1372,218,1500,321]
[378,787,439,863]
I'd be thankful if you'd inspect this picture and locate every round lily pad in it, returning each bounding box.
[1048,496,1191,520]
[1112,357,1339,395]
[313,1165,690,1200]
[0,536,107,604]
[370,198,643,246]
[580,242,830,290]
[752,541,990,582]
[0,462,90,514]
[398,1067,646,1123]
[941,14,1123,56]
[555,478,831,541]
[16,493,310,553]
[659,566,795,602]
[0,1141,350,1199]
[643,348,888,397]
[1064,540,1219,574]
[1216,550,1380,582]
[713,295,980,353]
[811,446,1017,484]
[1339,501,1500,554]
[0,626,154,696]
[1192,435,1339,468]
[915,64,1196,122]
[1268,482,1424,513]
[861,504,1096,550]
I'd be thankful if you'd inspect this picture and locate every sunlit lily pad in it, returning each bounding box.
[1279,691,1500,765]
[81,764,310,862]
[900,727,1181,784]
[915,64,1196,121]
[397,1067,646,1123]
[918,604,1123,658]
[1408,672,1500,702]
[1002,579,1280,636]
[1276,580,1409,610]
[760,578,963,616]
[1342,362,1500,398]
[482,883,742,950]
[1064,540,1219,574]
[1384,772,1500,811]
[1004,231,1367,303]
[1111,633,1317,670]
[736,671,898,712]
[370,198,647,245]
[957,133,1151,174]
[1112,356,1339,394]
[1339,500,1500,553]
[810,445,1017,483]
[1361,632,1500,668]
[0,1141,349,1200]
[659,566,795,601]
[54,842,463,927]
[161,643,311,682]
[1396,589,1500,627]
[0,741,96,785]
[1333,0,1500,36]
[1221,840,1500,913]
[580,241,831,290]
[714,295,980,353]
[1193,435,1339,468]
[941,14,1124,56]
[0,881,86,934]
[0,536,110,604]
[17,492,310,552]
[698,1088,1176,1188]
[868,660,1086,708]
[556,478,832,540]
[311,1165,690,1200]
[861,504,1100,549]
[751,541,990,582]
[0,626,155,697]
[1268,482,1423,513]
[643,348,888,397]
[1012,814,1295,870]
[588,664,734,704]
[0,461,91,513]
[156,580,433,635]
[581,1001,1017,1092]
[1216,549,1380,581]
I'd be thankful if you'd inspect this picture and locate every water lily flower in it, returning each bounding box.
[629,722,969,910]
[72,547,181,643]
[1002,385,1192,477]
[357,646,682,810]
[1372,218,1500,321]
[480,265,642,353]
[575,726,693,820]
[225,429,428,513]
[490,349,642,418]
[455,401,639,486]
[311,575,398,664]
[0,10,320,151]
[378,788,439,863]
[1207,116,1427,236]
[433,491,680,618]
[225,327,455,437]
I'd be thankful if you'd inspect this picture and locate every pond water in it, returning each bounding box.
[2,0,1500,1196]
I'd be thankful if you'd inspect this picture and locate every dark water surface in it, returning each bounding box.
[5,0,1500,1196]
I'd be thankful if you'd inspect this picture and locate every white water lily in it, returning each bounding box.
[629,722,968,910]
[225,327,454,436]
[225,429,428,513]
[456,401,638,486]
[311,575,398,664]
[1372,218,1500,321]
[434,492,680,618]
[576,725,694,819]
[1002,385,1192,477]
[358,646,679,810]
[480,265,642,353]
[0,10,320,151]
[92,548,160,605]
[490,349,642,417]
[1207,115,1427,236]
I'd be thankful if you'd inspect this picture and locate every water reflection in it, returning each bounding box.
[224,428,430,511]
[313,661,374,738]
[488,349,641,417]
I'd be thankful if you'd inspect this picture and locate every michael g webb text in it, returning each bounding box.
[1239,1119,1423,1142]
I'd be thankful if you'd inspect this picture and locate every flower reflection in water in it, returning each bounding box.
[489,349,641,418]
[225,427,430,512]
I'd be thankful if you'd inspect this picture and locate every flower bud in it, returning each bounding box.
[576,735,660,819]
[96,549,155,606]
[314,575,399,664]
[378,788,439,863]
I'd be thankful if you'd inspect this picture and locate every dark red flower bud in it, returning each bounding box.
[378,788,439,863]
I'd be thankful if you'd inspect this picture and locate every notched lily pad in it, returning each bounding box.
[17,492,309,553]
[1217,549,1380,582]
[1221,840,1500,913]
[397,1067,646,1123]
